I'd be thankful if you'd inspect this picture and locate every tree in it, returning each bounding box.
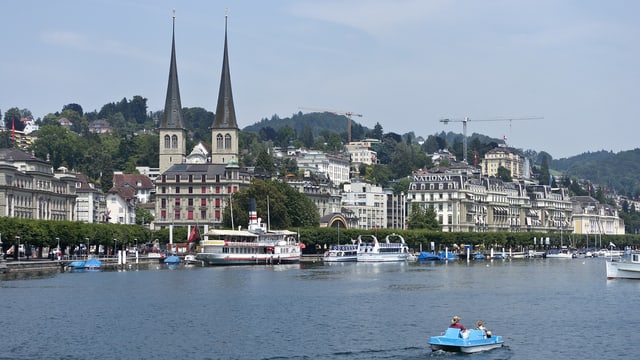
[372,122,383,140]
[135,207,154,226]
[497,166,513,182]
[223,179,319,229]
[539,153,551,185]
[407,203,439,230]
[255,149,276,175]
[62,103,83,116]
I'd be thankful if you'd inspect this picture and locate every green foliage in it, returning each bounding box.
[407,203,440,230]
[223,179,319,229]
[0,218,152,255]
[497,166,513,182]
[552,149,640,198]
[135,207,154,226]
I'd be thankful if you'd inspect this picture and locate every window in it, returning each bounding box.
[161,210,166,220]
[161,199,166,208]
[175,198,181,206]
[215,198,220,208]
[172,135,178,148]
[187,211,194,220]
[201,210,207,219]
[188,198,193,207]
[174,210,180,220]
[188,187,193,194]
[161,186,166,194]
[216,134,223,149]
[215,187,220,194]
[201,198,206,206]
[201,186,206,194]
[215,210,221,221]
[201,174,206,182]
[164,135,170,148]
[175,175,180,182]
[225,134,232,149]
[188,175,193,182]
[175,187,180,194]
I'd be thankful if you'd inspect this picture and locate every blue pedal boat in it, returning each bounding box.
[429,328,504,353]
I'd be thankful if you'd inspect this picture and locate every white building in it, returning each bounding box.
[296,151,351,185]
[342,180,387,229]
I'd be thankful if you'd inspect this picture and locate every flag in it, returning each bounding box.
[188,224,200,243]
[609,242,616,248]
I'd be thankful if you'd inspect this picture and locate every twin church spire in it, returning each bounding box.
[159,13,238,173]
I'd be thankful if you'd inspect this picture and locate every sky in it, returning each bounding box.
[1,0,639,159]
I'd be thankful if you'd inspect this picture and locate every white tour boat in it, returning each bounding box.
[606,253,640,280]
[323,244,358,262]
[196,199,301,266]
[356,233,410,262]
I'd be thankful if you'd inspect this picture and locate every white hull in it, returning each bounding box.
[357,253,409,262]
[356,233,410,263]
[606,255,640,279]
[431,342,503,354]
[546,253,573,259]
[197,252,300,266]
[323,245,358,262]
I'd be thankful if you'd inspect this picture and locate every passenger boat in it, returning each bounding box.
[196,199,301,266]
[429,328,504,353]
[323,244,358,262]
[356,233,409,262]
[606,253,640,280]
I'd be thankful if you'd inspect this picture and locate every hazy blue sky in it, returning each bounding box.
[2,0,638,159]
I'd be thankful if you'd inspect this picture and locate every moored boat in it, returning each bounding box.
[417,252,440,261]
[356,233,409,262]
[184,254,198,265]
[66,261,86,271]
[196,199,301,266]
[429,328,504,353]
[83,257,102,272]
[323,244,358,262]
[545,248,574,259]
[606,253,640,280]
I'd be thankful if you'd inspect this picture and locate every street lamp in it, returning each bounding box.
[15,236,21,263]
[85,238,89,260]
[56,237,60,260]
[113,238,117,257]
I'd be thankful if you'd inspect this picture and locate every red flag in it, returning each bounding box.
[11,118,15,144]
[188,224,200,243]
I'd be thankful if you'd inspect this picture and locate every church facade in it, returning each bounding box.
[153,16,249,231]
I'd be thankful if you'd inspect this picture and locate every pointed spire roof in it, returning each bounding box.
[160,13,185,129]
[212,15,238,129]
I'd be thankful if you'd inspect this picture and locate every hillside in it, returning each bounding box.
[551,149,640,196]
[243,111,370,139]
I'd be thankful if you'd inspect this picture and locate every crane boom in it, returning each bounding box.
[299,107,363,142]
[439,116,543,164]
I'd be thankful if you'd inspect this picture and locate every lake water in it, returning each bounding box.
[1,257,639,360]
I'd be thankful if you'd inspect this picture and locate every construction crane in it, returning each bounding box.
[299,107,363,143]
[439,116,543,164]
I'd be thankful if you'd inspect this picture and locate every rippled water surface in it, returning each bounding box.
[2,258,639,360]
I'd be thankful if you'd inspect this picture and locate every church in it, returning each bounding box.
[154,16,250,231]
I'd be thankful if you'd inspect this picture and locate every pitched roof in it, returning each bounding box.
[113,173,154,190]
[159,15,185,130]
[211,16,238,130]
